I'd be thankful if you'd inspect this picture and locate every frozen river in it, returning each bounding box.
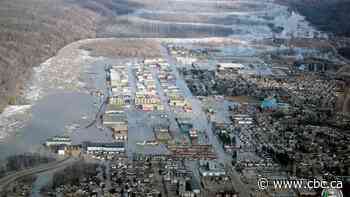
[102,0,327,40]
[0,58,118,160]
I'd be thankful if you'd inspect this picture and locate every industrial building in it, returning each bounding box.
[84,142,125,154]
[45,135,72,147]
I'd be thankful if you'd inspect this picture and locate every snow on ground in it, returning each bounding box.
[0,105,32,141]
[23,39,104,103]
[0,39,104,142]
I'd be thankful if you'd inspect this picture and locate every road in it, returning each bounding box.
[160,44,250,197]
[0,157,77,193]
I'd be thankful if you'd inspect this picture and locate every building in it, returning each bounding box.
[113,129,128,141]
[217,63,245,71]
[261,97,278,110]
[231,114,253,125]
[199,160,226,177]
[103,112,128,132]
[103,113,128,140]
[64,145,82,157]
[57,145,66,155]
[144,58,165,64]
[45,136,72,147]
[105,104,125,114]
[294,58,331,73]
[109,95,126,106]
[85,142,125,154]
[176,56,197,65]
[169,95,187,107]
[135,95,160,105]
[110,69,128,88]
[154,126,172,142]
[57,145,82,157]
[135,94,162,111]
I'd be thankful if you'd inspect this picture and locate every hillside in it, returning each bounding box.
[0,0,144,111]
[276,0,350,37]
[0,0,102,110]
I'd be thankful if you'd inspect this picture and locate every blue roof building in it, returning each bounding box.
[261,97,278,110]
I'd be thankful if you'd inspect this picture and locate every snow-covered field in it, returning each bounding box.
[0,105,32,141]
[23,40,104,103]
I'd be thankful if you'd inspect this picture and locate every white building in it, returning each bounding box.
[85,142,125,154]
[45,136,72,147]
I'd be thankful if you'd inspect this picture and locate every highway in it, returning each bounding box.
[0,157,77,193]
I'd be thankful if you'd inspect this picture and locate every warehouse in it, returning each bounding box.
[85,142,125,154]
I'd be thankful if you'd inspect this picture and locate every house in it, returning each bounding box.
[169,95,186,107]
[110,69,128,88]
[135,94,162,111]
[109,95,124,105]
[144,79,156,90]
[113,129,128,141]
[57,145,82,157]
[154,126,172,142]
[135,95,160,105]
[105,104,125,114]
[231,114,253,125]
[142,103,155,111]
[144,58,165,64]
[176,56,197,65]
[58,145,66,155]
[64,145,82,157]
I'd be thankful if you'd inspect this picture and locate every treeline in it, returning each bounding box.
[0,153,55,178]
[338,47,350,60]
[277,0,350,37]
[52,162,99,187]
[41,161,100,193]
[0,175,37,197]
[0,167,5,178]
[6,153,55,172]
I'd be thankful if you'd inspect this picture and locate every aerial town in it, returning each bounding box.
[0,0,350,197]
[2,36,349,196]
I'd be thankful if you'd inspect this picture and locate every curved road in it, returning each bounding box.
[0,157,78,193]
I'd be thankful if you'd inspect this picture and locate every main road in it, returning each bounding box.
[160,44,251,197]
